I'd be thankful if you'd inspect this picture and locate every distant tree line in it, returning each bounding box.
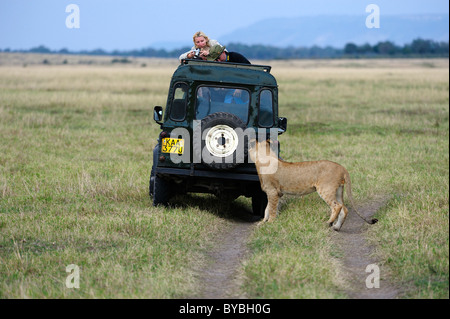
[1,38,448,59]
[343,38,449,57]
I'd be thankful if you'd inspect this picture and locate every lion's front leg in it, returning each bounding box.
[265,192,280,222]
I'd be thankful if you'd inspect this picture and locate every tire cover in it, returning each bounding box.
[199,112,247,170]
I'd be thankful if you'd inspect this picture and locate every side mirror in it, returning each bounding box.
[278,117,287,135]
[154,106,163,125]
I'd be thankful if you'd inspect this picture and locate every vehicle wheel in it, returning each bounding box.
[149,145,159,197]
[252,189,267,219]
[152,175,172,207]
[149,174,154,196]
[199,112,247,170]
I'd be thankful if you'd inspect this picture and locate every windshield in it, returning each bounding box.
[195,86,250,123]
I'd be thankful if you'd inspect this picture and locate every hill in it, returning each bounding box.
[219,14,449,48]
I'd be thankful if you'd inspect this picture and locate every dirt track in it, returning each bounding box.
[331,195,401,299]
[195,220,254,299]
[192,196,400,299]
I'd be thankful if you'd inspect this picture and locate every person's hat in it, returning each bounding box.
[206,44,226,61]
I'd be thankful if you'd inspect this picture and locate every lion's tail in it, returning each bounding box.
[343,169,378,225]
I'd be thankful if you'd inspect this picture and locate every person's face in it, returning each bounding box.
[216,52,226,61]
[194,36,207,48]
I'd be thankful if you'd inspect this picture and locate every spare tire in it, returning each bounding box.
[199,112,247,170]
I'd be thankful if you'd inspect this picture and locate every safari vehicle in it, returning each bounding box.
[149,59,287,217]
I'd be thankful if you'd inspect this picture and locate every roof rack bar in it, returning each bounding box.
[181,59,271,73]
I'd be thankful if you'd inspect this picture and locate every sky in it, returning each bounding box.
[0,0,448,51]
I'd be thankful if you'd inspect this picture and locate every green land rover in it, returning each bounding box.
[149,59,287,217]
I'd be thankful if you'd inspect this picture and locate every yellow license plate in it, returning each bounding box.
[162,138,184,155]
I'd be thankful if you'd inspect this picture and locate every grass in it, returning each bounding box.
[0,54,448,298]
[243,197,347,298]
[0,57,227,298]
[243,59,449,299]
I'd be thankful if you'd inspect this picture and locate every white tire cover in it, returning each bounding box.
[205,125,239,158]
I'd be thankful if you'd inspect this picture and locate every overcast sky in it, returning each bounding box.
[0,0,448,51]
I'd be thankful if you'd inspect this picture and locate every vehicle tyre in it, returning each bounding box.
[149,174,154,196]
[152,175,172,207]
[149,145,159,197]
[199,112,248,170]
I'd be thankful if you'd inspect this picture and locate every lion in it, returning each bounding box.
[248,139,378,231]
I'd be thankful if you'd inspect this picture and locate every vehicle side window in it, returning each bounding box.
[258,89,274,127]
[170,83,188,121]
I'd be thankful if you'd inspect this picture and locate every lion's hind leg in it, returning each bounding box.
[317,186,343,228]
[332,205,348,231]
[326,202,343,228]
[332,185,348,231]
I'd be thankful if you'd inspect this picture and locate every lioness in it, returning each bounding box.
[248,139,377,231]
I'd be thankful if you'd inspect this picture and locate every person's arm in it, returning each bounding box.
[179,46,196,61]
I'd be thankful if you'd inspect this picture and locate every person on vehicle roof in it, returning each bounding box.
[178,31,226,61]
[205,44,251,64]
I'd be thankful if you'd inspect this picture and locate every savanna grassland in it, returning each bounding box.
[0,53,448,298]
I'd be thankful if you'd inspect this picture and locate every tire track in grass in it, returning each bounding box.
[194,218,255,299]
[331,195,401,299]
[189,196,400,299]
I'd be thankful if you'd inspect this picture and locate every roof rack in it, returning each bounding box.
[181,59,271,73]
